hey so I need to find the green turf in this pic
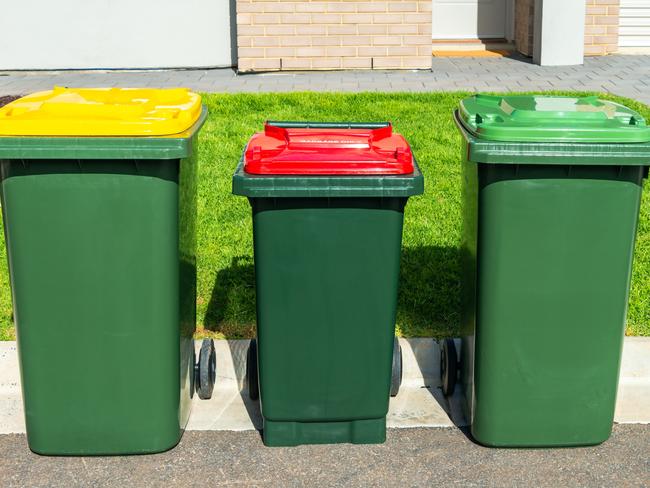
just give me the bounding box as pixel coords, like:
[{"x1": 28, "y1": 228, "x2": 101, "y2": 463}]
[{"x1": 0, "y1": 92, "x2": 648, "y2": 340}]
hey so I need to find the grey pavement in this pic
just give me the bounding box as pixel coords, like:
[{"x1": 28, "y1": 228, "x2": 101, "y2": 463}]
[
  {"x1": 0, "y1": 54, "x2": 648, "y2": 105},
  {"x1": 1, "y1": 425, "x2": 649, "y2": 487}
]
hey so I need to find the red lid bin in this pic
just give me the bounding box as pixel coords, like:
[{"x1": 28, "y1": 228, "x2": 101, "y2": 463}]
[
  {"x1": 232, "y1": 120, "x2": 423, "y2": 447},
  {"x1": 244, "y1": 122, "x2": 414, "y2": 175}
]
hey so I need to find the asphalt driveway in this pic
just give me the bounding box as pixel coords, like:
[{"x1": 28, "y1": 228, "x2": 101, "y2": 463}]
[{"x1": 1, "y1": 425, "x2": 649, "y2": 487}]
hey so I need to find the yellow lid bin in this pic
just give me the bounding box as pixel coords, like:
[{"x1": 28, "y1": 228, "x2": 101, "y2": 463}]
[
  {"x1": 0, "y1": 87, "x2": 202, "y2": 136},
  {"x1": 0, "y1": 88, "x2": 208, "y2": 455}
]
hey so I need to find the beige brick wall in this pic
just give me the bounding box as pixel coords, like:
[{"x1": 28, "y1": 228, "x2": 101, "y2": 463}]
[
  {"x1": 585, "y1": 0, "x2": 620, "y2": 56},
  {"x1": 236, "y1": 1, "x2": 432, "y2": 72}
]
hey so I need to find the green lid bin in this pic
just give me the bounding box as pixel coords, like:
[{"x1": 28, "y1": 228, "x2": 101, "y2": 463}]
[
  {"x1": 0, "y1": 88, "x2": 211, "y2": 455},
  {"x1": 233, "y1": 121, "x2": 423, "y2": 446},
  {"x1": 452, "y1": 95, "x2": 650, "y2": 447}
]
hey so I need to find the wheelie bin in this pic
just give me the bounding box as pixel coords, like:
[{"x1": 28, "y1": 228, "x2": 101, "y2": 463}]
[
  {"x1": 233, "y1": 121, "x2": 423, "y2": 446},
  {"x1": 446, "y1": 94, "x2": 650, "y2": 447},
  {"x1": 0, "y1": 87, "x2": 215, "y2": 455}
]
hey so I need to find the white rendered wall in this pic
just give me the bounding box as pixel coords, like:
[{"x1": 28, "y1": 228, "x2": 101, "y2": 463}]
[
  {"x1": 0, "y1": 0, "x2": 235, "y2": 70},
  {"x1": 533, "y1": 0, "x2": 586, "y2": 66}
]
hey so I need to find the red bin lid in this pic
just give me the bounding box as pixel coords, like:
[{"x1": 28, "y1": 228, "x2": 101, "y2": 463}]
[{"x1": 243, "y1": 122, "x2": 414, "y2": 175}]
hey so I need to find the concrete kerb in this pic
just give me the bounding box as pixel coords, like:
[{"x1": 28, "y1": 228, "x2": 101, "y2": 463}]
[
  {"x1": 1, "y1": 337, "x2": 649, "y2": 435},
  {"x1": 615, "y1": 337, "x2": 650, "y2": 423}
]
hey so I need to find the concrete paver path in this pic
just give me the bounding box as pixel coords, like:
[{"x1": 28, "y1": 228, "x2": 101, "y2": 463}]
[{"x1": 0, "y1": 55, "x2": 648, "y2": 105}]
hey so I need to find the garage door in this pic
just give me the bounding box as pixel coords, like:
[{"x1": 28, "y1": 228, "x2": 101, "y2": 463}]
[{"x1": 620, "y1": 0, "x2": 650, "y2": 47}]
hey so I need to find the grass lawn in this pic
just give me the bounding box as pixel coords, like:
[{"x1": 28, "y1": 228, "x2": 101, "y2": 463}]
[{"x1": 0, "y1": 92, "x2": 648, "y2": 340}]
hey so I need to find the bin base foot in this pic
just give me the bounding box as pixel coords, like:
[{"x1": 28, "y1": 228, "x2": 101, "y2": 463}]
[
  {"x1": 26, "y1": 431, "x2": 182, "y2": 456},
  {"x1": 262, "y1": 417, "x2": 386, "y2": 447},
  {"x1": 470, "y1": 427, "x2": 612, "y2": 448}
]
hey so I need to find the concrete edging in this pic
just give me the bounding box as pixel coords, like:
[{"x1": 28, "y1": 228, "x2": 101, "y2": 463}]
[{"x1": 1, "y1": 337, "x2": 648, "y2": 434}]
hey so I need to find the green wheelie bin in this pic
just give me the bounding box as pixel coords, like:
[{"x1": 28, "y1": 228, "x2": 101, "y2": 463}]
[
  {"x1": 0, "y1": 88, "x2": 215, "y2": 455},
  {"x1": 233, "y1": 121, "x2": 423, "y2": 446},
  {"x1": 445, "y1": 94, "x2": 650, "y2": 447}
]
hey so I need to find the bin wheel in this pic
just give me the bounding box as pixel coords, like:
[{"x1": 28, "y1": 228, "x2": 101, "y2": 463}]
[
  {"x1": 247, "y1": 339, "x2": 259, "y2": 401},
  {"x1": 390, "y1": 337, "x2": 403, "y2": 397},
  {"x1": 441, "y1": 338, "x2": 457, "y2": 397},
  {"x1": 195, "y1": 339, "x2": 216, "y2": 400}
]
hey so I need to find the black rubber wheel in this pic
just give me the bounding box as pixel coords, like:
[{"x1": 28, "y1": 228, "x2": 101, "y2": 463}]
[
  {"x1": 441, "y1": 338, "x2": 458, "y2": 397},
  {"x1": 247, "y1": 339, "x2": 259, "y2": 401},
  {"x1": 390, "y1": 337, "x2": 402, "y2": 397},
  {"x1": 195, "y1": 339, "x2": 216, "y2": 400}
]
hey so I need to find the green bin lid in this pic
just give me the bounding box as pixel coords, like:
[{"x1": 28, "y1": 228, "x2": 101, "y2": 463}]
[{"x1": 458, "y1": 95, "x2": 650, "y2": 143}]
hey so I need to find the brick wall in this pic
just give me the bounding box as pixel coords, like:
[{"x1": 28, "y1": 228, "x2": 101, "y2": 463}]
[
  {"x1": 514, "y1": 0, "x2": 534, "y2": 57},
  {"x1": 236, "y1": 1, "x2": 432, "y2": 72},
  {"x1": 585, "y1": 0, "x2": 620, "y2": 56}
]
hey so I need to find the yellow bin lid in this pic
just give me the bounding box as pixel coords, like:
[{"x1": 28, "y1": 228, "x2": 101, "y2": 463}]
[{"x1": 0, "y1": 87, "x2": 202, "y2": 136}]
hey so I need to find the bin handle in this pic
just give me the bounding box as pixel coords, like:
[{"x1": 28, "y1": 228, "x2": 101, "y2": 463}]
[
  {"x1": 265, "y1": 120, "x2": 391, "y2": 129},
  {"x1": 264, "y1": 121, "x2": 394, "y2": 149}
]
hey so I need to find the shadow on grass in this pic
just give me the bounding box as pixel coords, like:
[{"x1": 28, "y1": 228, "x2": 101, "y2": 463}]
[
  {"x1": 204, "y1": 255, "x2": 256, "y2": 338},
  {"x1": 397, "y1": 245, "x2": 461, "y2": 338},
  {"x1": 204, "y1": 245, "x2": 461, "y2": 340}
]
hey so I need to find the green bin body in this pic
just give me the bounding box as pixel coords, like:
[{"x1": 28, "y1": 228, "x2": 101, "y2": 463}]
[
  {"x1": 0, "y1": 109, "x2": 205, "y2": 455},
  {"x1": 455, "y1": 95, "x2": 650, "y2": 447},
  {"x1": 233, "y1": 121, "x2": 423, "y2": 446}
]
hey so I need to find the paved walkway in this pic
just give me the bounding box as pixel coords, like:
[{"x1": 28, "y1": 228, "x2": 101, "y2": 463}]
[
  {"x1": 0, "y1": 54, "x2": 648, "y2": 104},
  {"x1": 2, "y1": 426, "x2": 649, "y2": 487}
]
